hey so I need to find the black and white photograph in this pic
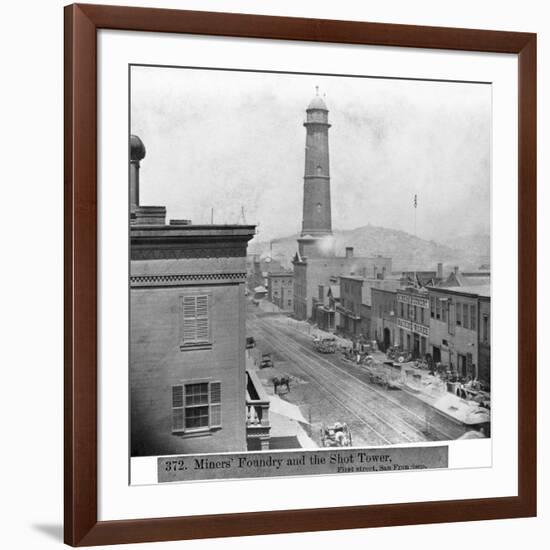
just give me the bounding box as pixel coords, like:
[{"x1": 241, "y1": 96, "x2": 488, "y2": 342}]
[
  {"x1": 2, "y1": 0, "x2": 545, "y2": 547},
  {"x1": 129, "y1": 65, "x2": 491, "y2": 481}
]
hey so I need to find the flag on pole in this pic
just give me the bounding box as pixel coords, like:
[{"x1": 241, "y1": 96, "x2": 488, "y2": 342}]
[{"x1": 414, "y1": 194, "x2": 417, "y2": 208}]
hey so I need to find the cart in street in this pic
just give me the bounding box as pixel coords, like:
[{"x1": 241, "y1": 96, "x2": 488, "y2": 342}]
[
  {"x1": 259, "y1": 352, "x2": 274, "y2": 369},
  {"x1": 320, "y1": 422, "x2": 353, "y2": 447},
  {"x1": 313, "y1": 336, "x2": 337, "y2": 354}
]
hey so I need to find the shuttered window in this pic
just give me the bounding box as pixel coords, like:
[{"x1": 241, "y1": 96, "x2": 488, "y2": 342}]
[
  {"x1": 482, "y1": 315, "x2": 489, "y2": 343},
  {"x1": 172, "y1": 385, "x2": 185, "y2": 432},
  {"x1": 448, "y1": 304, "x2": 456, "y2": 335},
  {"x1": 181, "y1": 294, "x2": 210, "y2": 346},
  {"x1": 172, "y1": 381, "x2": 222, "y2": 433},
  {"x1": 210, "y1": 382, "x2": 222, "y2": 428},
  {"x1": 185, "y1": 382, "x2": 209, "y2": 429}
]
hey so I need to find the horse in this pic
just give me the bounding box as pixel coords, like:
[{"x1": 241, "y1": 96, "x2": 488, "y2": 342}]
[{"x1": 272, "y1": 375, "x2": 291, "y2": 394}]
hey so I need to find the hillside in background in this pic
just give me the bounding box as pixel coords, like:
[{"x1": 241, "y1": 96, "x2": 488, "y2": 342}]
[
  {"x1": 249, "y1": 225, "x2": 490, "y2": 273},
  {"x1": 439, "y1": 233, "x2": 491, "y2": 260}
]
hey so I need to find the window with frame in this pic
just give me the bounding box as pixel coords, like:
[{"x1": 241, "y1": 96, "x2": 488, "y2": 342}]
[
  {"x1": 482, "y1": 314, "x2": 489, "y2": 343},
  {"x1": 470, "y1": 304, "x2": 477, "y2": 331},
  {"x1": 181, "y1": 294, "x2": 210, "y2": 348},
  {"x1": 456, "y1": 301, "x2": 462, "y2": 326},
  {"x1": 442, "y1": 302, "x2": 447, "y2": 323},
  {"x1": 172, "y1": 381, "x2": 221, "y2": 433},
  {"x1": 430, "y1": 296, "x2": 435, "y2": 318},
  {"x1": 463, "y1": 303, "x2": 469, "y2": 329},
  {"x1": 436, "y1": 298, "x2": 441, "y2": 320}
]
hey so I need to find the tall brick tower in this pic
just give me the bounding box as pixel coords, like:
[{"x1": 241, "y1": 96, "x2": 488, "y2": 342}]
[{"x1": 298, "y1": 87, "x2": 335, "y2": 257}]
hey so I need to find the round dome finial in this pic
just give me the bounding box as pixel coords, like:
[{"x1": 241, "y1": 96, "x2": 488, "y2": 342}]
[
  {"x1": 307, "y1": 87, "x2": 328, "y2": 111},
  {"x1": 130, "y1": 134, "x2": 146, "y2": 162}
]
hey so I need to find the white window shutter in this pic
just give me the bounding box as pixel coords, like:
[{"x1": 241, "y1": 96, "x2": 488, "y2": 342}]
[
  {"x1": 182, "y1": 296, "x2": 197, "y2": 342},
  {"x1": 182, "y1": 294, "x2": 209, "y2": 344},
  {"x1": 172, "y1": 385, "x2": 184, "y2": 432},
  {"x1": 196, "y1": 295, "x2": 209, "y2": 342},
  {"x1": 210, "y1": 381, "x2": 222, "y2": 428}
]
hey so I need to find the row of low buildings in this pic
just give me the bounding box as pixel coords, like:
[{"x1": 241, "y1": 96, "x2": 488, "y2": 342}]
[
  {"x1": 311, "y1": 266, "x2": 491, "y2": 388},
  {"x1": 246, "y1": 254, "x2": 295, "y2": 312}
]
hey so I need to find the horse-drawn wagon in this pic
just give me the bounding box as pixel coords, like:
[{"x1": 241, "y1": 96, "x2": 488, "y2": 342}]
[
  {"x1": 259, "y1": 353, "x2": 273, "y2": 369},
  {"x1": 313, "y1": 335, "x2": 337, "y2": 354},
  {"x1": 320, "y1": 422, "x2": 352, "y2": 447}
]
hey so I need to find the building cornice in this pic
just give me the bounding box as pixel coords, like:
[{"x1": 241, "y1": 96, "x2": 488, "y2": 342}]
[
  {"x1": 131, "y1": 246, "x2": 246, "y2": 260},
  {"x1": 130, "y1": 271, "x2": 247, "y2": 288},
  {"x1": 131, "y1": 225, "x2": 256, "y2": 260}
]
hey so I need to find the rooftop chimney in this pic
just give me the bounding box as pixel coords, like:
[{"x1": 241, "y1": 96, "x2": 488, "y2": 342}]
[
  {"x1": 345, "y1": 247, "x2": 354, "y2": 259},
  {"x1": 129, "y1": 135, "x2": 167, "y2": 226},
  {"x1": 133, "y1": 206, "x2": 167, "y2": 225},
  {"x1": 130, "y1": 135, "x2": 146, "y2": 212},
  {"x1": 437, "y1": 263, "x2": 443, "y2": 279}
]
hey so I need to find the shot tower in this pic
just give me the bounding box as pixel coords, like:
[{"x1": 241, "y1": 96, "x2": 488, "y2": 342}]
[{"x1": 297, "y1": 87, "x2": 335, "y2": 258}]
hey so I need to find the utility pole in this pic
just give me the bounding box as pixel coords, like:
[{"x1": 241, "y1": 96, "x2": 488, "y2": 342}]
[
  {"x1": 414, "y1": 194, "x2": 417, "y2": 240},
  {"x1": 238, "y1": 205, "x2": 247, "y2": 225},
  {"x1": 413, "y1": 193, "x2": 418, "y2": 287},
  {"x1": 211, "y1": 207, "x2": 214, "y2": 224}
]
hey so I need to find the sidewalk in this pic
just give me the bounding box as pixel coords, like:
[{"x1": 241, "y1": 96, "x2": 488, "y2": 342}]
[
  {"x1": 246, "y1": 347, "x2": 318, "y2": 449},
  {"x1": 279, "y1": 316, "x2": 354, "y2": 349}
]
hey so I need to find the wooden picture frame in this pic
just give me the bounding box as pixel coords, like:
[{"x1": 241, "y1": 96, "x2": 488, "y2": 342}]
[{"x1": 64, "y1": 3, "x2": 537, "y2": 546}]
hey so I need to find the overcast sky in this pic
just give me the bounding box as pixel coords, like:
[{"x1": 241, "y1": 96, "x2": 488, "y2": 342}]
[{"x1": 131, "y1": 65, "x2": 491, "y2": 243}]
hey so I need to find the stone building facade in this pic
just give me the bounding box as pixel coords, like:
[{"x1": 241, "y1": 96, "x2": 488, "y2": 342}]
[
  {"x1": 268, "y1": 271, "x2": 294, "y2": 311},
  {"x1": 339, "y1": 276, "x2": 365, "y2": 337},
  {"x1": 370, "y1": 288, "x2": 399, "y2": 350},
  {"x1": 293, "y1": 251, "x2": 392, "y2": 321},
  {"x1": 395, "y1": 288, "x2": 431, "y2": 357},
  {"x1": 248, "y1": 255, "x2": 284, "y2": 291},
  {"x1": 427, "y1": 285, "x2": 490, "y2": 385},
  {"x1": 478, "y1": 294, "x2": 491, "y2": 386},
  {"x1": 311, "y1": 281, "x2": 340, "y2": 332},
  {"x1": 336, "y1": 274, "x2": 402, "y2": 345},
  {"x1": 358, "y1": 278, "x2": 402, "y2": 345}
]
